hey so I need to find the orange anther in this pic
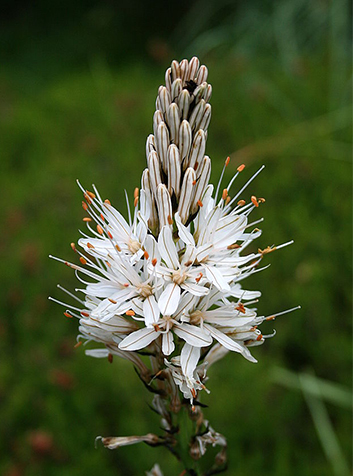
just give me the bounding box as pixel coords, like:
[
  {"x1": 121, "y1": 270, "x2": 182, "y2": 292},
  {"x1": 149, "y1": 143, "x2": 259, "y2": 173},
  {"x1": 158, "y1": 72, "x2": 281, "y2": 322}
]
[
  {"x1": 134, "y1": 197, "x2": 139, "y2": 207},
  {"x1": 225, "y1": 156, "x2": 230, "y2": 166},
  {"x1": 82, "y1": 201, "x2": 88, "y2": 211},
  {"x1": 227, "y1": 243, "x2": 241, "y2": 250},
  {"x1": 197, "y1": 200, "x2": 203, "y2": 207},
  {"x1": 222, "y1": 188, "x2": 228, "y2": 200},
  {"x1": 237, "y1": 164, "x2": 245, "y2": 172},
  {"x1": 87, "y1": 242, "x2": 94, "y2": 249},
  {"x1": 115, "y1": 244, "x2": 121, "y2": 252},
  {"x1": 107, "y1": 231, "x2": 113, "y2": 239},
  {"x1": 123, "y1": 283, "x2": 129, "y2": 287},
  {"x1": 266, "y1": 316, "x2": 276, "y2": 321},
  {"x1": 106, "y1": 261, "x2": 111, "y2": 267},
  {"x1": 192, "y1": 180, "x2": 196, "y2": 186},
  {"x1": 251, "y1": 196, "x2": 259, "y2": 207},
  {"x1": 144, "y1": 250, "x2": 149, "y2": 259},
  {"x1": 236, "y1": 303, "x2": 246, "y2": 314},
  {"x1": 194, "y1": 161, "x2": 199, "y2": 170},
  {"x1": 126, "y1": 310, "x2": 135, "y2": 316},
  {"x1": 80, "y1": 311, "x2": 89, "y2": 317},
  {"x1": 258, "y1": 197, "x2": 266, "y2": 203},
  {"x1": 134, "y1": 187, "x2": 139, "y2": 199},
  {"x1": 191, "y1": 388, "x2": 197, "y2": 398},
  {"x1": 225, "y1": 196, "x2": 231, "y2": 205},
  {"x1": 152, "y1": 258, "x2": 157, "y2": 266},
  {"x1": 84, "y1": 194, "x2": 92, "y2": 204},
  {"x1": 108, "y1": 353, "x2": 113, "y2": 363},
  {"x1": 74, "y1": 341, "x2": 83, "y2": 348},
  {"x1": 86, "y1": 191, "x2": 96, "y2": 199},
  {"x1": 256, "y1": 334, "x2": 263, "y2": 341},
  {"x1": 167, "y1": 215, "x2": 173, "y2": 225},
  {"x1": 83, "y1": 217, "x2": 92, "y2": 222},
  {"x1": 70, "y1": 242, "x2": 77, "y2": 252},
  {"x1": 100, "y1": 213, "x2": 105, "y2": 221},
  {"x1": 237, "y1": 199, "x2": 246, "y2": 206},
  {"x1": 64, "y1": 312, "x2": 73, "y2": 318},
  {"x1": 104, "y1": 199, "x2": 111, "y2": 205},
  {"x1": 97, "y1": 225, "x2": 104, "y2": 235},
  {"x1": 108, "y1": 298, "x2": 117, "y2": 304},
  {"x1": 79, "y1": 257, "x2": 87, "y2": 265},
  {"x1": 195, "y1": 272, "x2": 203, "y2": 283}
]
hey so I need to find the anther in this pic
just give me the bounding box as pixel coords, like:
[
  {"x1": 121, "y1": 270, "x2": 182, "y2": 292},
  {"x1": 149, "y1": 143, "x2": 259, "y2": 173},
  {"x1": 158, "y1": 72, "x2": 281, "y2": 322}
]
[
  {"x1": 258, "y1": 197, "x2": 266, "y2": 203},
  {"x1": 237, "y1": 199, "x2": 246, "y2": 206},
  {"x1": 258, "y1": 245, "x2": 276, "y2": 255},
  {"x1": 144, "y1": 250, "x2": 149, "y2": 259},
  {"x1": 87, "y1": 242, "x2": 94, "y2": 249},
  {"x1": 104, "y1": 199, "x2": 111, "y2": 205},
  {"x1": 123, "y1": 283, "x2": 129, "y2": 287},
  {"x1": 237, "y1": 164, "x2": 245, "y2": 172},
  {"x1": 82, "y1": 201, "x2": 88, "y2": 211},
  {"x1": 167, "y1": 215, "x2": 173, "y2": 225},
  {"x1": 86, "y1": 191, "x2": 96, "y2": 199},
  {"x1": 192, "y1": 180, "x2": 196, "y2": 186},
  {"x1": 83, "y1": 217, "x2": 92, "y2": 222},
  {"x1": 152, "y1": 258, "x2": 157, "y2": 266},
  {"x1": 108, "y1": 299, "x2": 117, "y2": 304},
  {"x1": 197, "y1": 200, "x2": 203, "y2": 207},
  {"x1": 74, "y1": 341, "x2": 83, "y2": 348},
  {"x1": 236, "y1": 303, "x2": 246, "y2": 314},
  {"x1": 97, "y1": 225, "x2": 104, "y2": 235},
  {"x1": 84, "y1": 194, "x2": 91, "y2": 204},
  {"x1": 225, "y1": 196, "x2": 231, "y2": 205},
  {"x1": 100, "y1": 213, "x2": 105, "y2": 221},
  {"x1": 80, "y1": 311, "x2": 89, "y2": 317},
  {"x1": 184, "y1": 260, "x2": 193, "y2": 267},
  {"x1": 108, "y1": 353, "x2": 113, "y2": 363},
  {"x1": 64, "y1": 312, "x2": 73, "y2": 318},
  {"x1": 134, "y1": 196, "x2": 139, "y2": 207},
  {"x1": 70, "y1": 243, "x2": 77, "y2": 252},
  {"x1": 126, "y1": 310, "x2": 135, "y2": 316},
  {"x1": 251, "y1": 196, "x2": 259, "y2": 207},
  {"x1": 107, "y1": 231, "x2": 113, "y2": 240},
  {"x1": 256, "y1": 334, "x2": 263, "y2": 341},
  {"x1": 134, "y1": 187, "x2": 139, "y2": 199},
  {"x1": 222, "y1": 189, "x2": 228, "y2": 200},
  {"x1": 79, "y1": 257, "x2": 87, "y2": 265},
  {"x1": 225, "y1": 156, "x2": 230, "y2": 166},
  {"x1": 227, "y1": 243, "x2": 241, "y2": 249},
  {"x1": 115, "y1": 244, "x2": 121, "y2": 252},
  {"x1": 195, "y1": 272, "x2": 203, "y2": 283}
]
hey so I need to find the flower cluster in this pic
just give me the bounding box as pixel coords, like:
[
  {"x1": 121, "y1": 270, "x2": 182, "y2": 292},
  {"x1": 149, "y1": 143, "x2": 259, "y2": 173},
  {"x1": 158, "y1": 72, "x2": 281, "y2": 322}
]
[{"x1": 50, "y1": 57, "x2": 298, "y2": 409}]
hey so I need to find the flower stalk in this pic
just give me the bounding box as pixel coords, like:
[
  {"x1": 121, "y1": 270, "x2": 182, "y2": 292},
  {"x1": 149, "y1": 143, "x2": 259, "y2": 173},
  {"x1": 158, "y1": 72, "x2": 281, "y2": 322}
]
[{"x1": 50, "y1": 57, "x2": 299, "y2": 475}]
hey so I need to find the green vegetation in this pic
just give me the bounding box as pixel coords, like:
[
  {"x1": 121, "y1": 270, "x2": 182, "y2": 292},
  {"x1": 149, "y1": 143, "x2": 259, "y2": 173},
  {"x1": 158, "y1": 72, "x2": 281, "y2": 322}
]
[{"x1": 0, "y1": 1, "x2": 351, "y2": 475}]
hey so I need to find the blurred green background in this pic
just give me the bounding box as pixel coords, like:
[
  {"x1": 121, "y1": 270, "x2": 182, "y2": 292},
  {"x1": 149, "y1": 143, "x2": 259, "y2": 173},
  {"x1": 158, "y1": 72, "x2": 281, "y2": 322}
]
[{"x1": 0, "y1": 1, "x2": 351, "y2": 475}]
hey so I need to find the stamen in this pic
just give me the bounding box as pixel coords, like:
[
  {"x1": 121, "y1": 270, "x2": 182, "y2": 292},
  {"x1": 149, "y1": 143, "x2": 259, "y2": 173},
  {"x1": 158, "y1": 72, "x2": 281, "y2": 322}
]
[
  {"x1": 251, "y1": 196, "x2": 259, "y2": 207},
  {"x1": 97, "y1": 225, "x2": 104, "y2": 235},
  {"x1": 82, "y1": 201, "x2": 88, "y2": 211},
  {"x1": 197, "y1": 200, "x2": 203, "y2": 207},
  {"x1": 265, "y1": 305, "x2": 301, "y2": 320},
  {"x1": 64, "y1": 312, "x2": 73, "y2": 318},
  {"x1": 86, "y1": 191, "x2": 96, "y2": 200},
  {"x1": 104, "y1": 199, "x2": 111, "y2": 205},
  {"x1": 74, "y1": 341, "x2": 83, "y2": 348},
  {"x1": 237, "y1": 164, "x2": 245, "y2": 172},
  {"x1": 134, "y1": 187, "x2": 139, "y2": 199},
  {"x1": 108, "y1": 353, "x2": 113, "y2": 363},
  {"x1": 83, "y1": 217, "x2": 92, "y2": 222},
  {"x1": 79, "y1": 257, "x2": 87, "y2": 265},
  {"x1": 152, "y1": 258, "x2": 157, "y2": 266},
  {"x1": 87, "y1": 243, "x2": 94, "y2": 249},
  {"x1": 70, "y1": 243, "x2": 77, "y2": 252},
  {"x1": 237, "y1": 199, "x2": 246, "y2": 206},
  {"x1": 225, "y1": 165, "x2": 265, "y2": 211},
  {"x1": 108, "y1": 299, "x2": 117, "y2": 304},
  {"x1": 214, "y1": 156, "x2": 230, "y2": 203},
  {"x1": 222, "y1": 189, "x2": 228, "y2": 200},
  {"x1": 144, "y1": 250, "x2": 149, "y2": 259}
]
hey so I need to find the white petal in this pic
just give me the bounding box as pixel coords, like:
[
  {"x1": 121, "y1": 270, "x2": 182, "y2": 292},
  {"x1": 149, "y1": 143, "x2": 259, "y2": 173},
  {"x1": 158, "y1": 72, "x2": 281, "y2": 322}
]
[
  {"x1": 203, "y1": 323, "x2": 257, "y2": 362},
  {"x1": 162, "y1": 332, "x2": 175, "y2": 356},
  {"x1": 118, "y1": 327, "x2": 160, "y2": 351},
  {"x1": 174, "y1": 323, "x2": 212, "y2": 347},
  {"x1": 181, "y1": 344, "x2": 200, "y2": 377},
  {"x1": 85, "y1": 348, "x2": 109, "y2": 358},
  {"x1": 143, "y1": 296, "x2": 160, "y2": 327},
  {"x1": 175, "y1": 213, "x2": 195, "y2": 246},
  {"x1": 203, "y1": 264, "x2": 230, "y2": 291},
  {"x1": 158, "y1": 226, "x2": 179, "y2": 270},
  {"x1": 158, "y1": 283, "x2": 181, "y2": 315},
  {"x1": 181, "y1": 281, "x2": 209, "y2": 296}
]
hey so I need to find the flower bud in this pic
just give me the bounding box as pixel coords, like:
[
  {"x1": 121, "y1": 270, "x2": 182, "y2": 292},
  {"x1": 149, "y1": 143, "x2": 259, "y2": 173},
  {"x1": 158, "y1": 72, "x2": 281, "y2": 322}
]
[
  {"x1": 155, "y1": 122, "x2": 169, "y2": 172},
  {"x1": 188, "y1": 129, "x2": 206, "y2": 170},
  {"x1": 156, "y1": 184, "x2": 173, "y2": 229},
  {"x1": 167, "y1": 145, "x2": 181, "y2": 199},
  {"x1": 167, "y1": 103, "x2": 180, "y2": 145},
  {"x1": 179, "y1": 120, "x2": 192, "y2": 167},
  {"x1": 178, "y1": 167, "x2": 196, "y2": 223}
]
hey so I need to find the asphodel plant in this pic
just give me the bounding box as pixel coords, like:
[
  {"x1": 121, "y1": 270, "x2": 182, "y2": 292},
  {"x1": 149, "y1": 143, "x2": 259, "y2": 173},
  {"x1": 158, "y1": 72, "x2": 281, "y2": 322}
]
[{"x1": 50, "y1": 57, "x2": 299, "y2": 476}]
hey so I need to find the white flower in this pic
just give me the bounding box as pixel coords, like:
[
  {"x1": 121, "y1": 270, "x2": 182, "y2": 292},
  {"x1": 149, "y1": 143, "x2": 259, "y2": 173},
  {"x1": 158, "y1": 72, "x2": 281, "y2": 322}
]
[{"x1": 50, "y1": 56, "x2": 299, "y2": 408}]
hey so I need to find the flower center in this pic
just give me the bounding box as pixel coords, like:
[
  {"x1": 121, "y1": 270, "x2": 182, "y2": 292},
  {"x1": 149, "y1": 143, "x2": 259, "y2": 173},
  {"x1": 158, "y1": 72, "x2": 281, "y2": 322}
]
[
  {"x1": 128, "y1": 239, "x2": 141, "y2": 254},
  {"x1": 189, "y1": 310, "x2": 203, "y2": 325},
  {"x1": 172, "y1": 269, "x2": 187, "y2": 285},
  {"x1": 137, "y1": 283, "x2": 153, "y2": 298}
]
